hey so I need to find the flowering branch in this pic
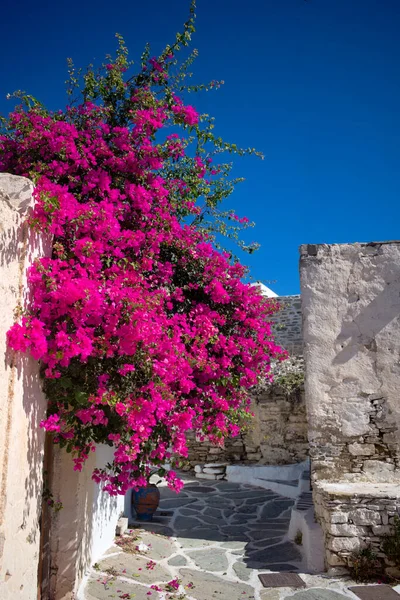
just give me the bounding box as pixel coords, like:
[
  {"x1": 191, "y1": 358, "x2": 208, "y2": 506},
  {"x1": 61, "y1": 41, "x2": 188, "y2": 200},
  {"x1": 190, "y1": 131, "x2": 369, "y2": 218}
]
[{"x1": 1, "y1": 2, "x2": 285, "y2": 495}]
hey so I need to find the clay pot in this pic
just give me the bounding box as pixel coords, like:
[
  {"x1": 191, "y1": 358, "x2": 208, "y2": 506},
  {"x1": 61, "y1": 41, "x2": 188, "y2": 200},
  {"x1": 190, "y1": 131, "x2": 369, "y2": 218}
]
[{"x1": 132, "y1": 484, "x2": 160, "y2": 521}]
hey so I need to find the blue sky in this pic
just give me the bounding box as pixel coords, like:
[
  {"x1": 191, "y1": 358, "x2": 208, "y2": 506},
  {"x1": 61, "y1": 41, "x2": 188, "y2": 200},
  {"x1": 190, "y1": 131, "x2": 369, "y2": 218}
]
[{"x1": 1, "y1": 0, "x2": 399, "y2": 295}]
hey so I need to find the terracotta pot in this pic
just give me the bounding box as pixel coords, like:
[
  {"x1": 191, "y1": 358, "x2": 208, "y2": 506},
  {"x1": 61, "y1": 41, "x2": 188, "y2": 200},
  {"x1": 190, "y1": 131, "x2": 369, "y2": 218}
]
[{"x1": 132, "y1": 484, "x2": 160, "y2": 521}]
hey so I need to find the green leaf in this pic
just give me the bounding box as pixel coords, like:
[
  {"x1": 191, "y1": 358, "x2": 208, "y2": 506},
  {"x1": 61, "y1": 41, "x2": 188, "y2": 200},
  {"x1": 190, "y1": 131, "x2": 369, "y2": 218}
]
[{"x1": 74, "y1": 390, "x2": 88, "y2": 405}]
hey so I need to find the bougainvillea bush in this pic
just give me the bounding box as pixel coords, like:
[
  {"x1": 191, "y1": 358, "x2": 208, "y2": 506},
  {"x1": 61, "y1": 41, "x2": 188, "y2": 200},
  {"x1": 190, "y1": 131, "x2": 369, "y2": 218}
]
[{"x1": 1, "y1": 2, "x2": 285, "y2": 495}]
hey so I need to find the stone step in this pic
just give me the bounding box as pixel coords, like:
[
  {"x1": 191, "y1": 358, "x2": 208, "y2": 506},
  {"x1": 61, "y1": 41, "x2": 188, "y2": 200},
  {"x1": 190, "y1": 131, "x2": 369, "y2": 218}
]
[
  {"x1": 203, "y1": 467, "x2": 225, "y2": 475},
  {"x1": 258, "y1": 478, "x2": 299, "y2": 487},
  {"x1": 196, "y1": 472, "x2": 225, "y2": 480}
]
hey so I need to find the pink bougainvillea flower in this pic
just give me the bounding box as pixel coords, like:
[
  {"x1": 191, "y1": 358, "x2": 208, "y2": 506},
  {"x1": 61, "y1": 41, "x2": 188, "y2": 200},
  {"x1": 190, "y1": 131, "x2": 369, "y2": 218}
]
[{"x1": 2, "y1": 37, "x2": 285, "y2": 496}]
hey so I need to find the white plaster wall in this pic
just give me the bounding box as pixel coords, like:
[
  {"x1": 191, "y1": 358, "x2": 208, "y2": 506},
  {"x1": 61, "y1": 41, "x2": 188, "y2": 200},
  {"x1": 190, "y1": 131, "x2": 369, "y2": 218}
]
[
  {"x1": 0, "y1": 174, "x2": 51, "y2": 600},
  {"x1": 91, "y1": 445, "x2": 124, "y2": 562},
  {"x1": 50, "y1": 445, "x2": 124, "y2": 600},
  {"x1": 288, "y1": 506, "x2": 325, "y2": 573},
  {"x1": 300, "y1": 242, "x2": 400, "y2": 482},
  {"x1": 0, "y1": 175, "x2": 125, "y2": 599}
]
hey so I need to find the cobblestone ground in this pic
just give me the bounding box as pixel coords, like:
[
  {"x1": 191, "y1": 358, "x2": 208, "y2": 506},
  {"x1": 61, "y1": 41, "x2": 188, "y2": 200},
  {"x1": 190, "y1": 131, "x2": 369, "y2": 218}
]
[{"x1": 83, "y1": 477, "x2": 400, "y2": 600}]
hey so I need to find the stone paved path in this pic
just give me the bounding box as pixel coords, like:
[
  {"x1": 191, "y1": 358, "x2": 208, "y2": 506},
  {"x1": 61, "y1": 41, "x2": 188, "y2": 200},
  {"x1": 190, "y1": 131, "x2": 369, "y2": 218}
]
[{"x1": 83, "y1": 477, "x2": 398, "y2": 600}]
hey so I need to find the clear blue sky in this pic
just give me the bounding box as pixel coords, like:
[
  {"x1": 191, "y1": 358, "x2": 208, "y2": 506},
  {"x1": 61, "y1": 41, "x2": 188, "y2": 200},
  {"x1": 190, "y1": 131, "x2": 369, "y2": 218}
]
[{"x1": 1, "y1": 0, "x2": 399, "y2": 295}]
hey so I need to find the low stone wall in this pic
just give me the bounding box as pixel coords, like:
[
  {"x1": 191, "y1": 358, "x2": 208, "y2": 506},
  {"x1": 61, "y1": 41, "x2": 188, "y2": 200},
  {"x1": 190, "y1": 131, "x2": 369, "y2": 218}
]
[
  {"x1": 186, "y1": 430, "x2": 249, "y2": 466},
  {"x1": 314, "y1": 482, "x2": 400, "y2": 575},
  {"x1": 186, "y1": 383, "x2": 308, "y2": 467}
]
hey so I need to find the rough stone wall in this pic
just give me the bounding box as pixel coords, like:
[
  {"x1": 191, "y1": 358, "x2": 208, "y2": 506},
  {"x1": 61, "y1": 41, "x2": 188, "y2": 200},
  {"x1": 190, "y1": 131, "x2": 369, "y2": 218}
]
[
  {"x1": 300, "y1": 241, "x2": 400, "y2": 572},
  {"x1": 186, "y1": 293, "x2": 307, "y2": 467},
  {"x1": 314, "y1": 483, "x2": 400, "y2": 575},
  {"x1": 0, "y1": 174, "x2": 51, "y2": 600},
  {"x1": 252, "y1": 384, "x2": 308, "y2": 465},
  {"x1": 300, "y1": 242, "x2": 400, "y2": 483},
  {"x1": 186, "y1": 384, "x2": 308, "y2": 467},
  {"x1": 272, "y1": 295, "x2": 303, "y2": 356},
  {"x1": 186, "y1": 430, "x2": 250, "y2": 466}
]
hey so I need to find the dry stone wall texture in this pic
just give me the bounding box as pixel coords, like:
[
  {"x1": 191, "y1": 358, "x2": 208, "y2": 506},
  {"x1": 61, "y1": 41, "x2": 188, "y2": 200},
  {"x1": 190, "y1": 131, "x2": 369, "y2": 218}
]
[
  {"x1": 186, "y1": 294, "x2": 307, "y2": 467},
  {"x1": 314, "y1": 483, "x2": 400, "y2": 575},
  {"x1": 186, "y1": 384, "x2": 308, "y2": 467},
  {"x1": 251, "y1": 384, "x2": 308, "y2": 465},
  {"x1": 272, "y1": 294, "x2": 303, "y2": 356}
]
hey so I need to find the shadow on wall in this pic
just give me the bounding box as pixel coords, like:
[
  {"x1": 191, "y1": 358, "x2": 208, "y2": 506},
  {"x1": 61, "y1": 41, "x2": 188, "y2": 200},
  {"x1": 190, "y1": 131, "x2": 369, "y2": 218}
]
[
  {"x1": 20, "y1": 353, "x2": 48, "y2": 560},
  {"x1": 0, "y1": 174, "x2": 123, "y2": 599},
  {"x1": 18, "y1": 200, "x2": 52, "y2": 596},
  {"x1": 92, "y1": 446, "x2": 125, "y2": 561},
  {"x1": 1, "y1": 175, "x2": 51, "y2": 554},
  {"x1": 334, "y1": 282, "x2": 400, "y2": 365},
  {"x1": 0, "y1": 174, "x2": 50, "y2": 600},
  {"x1": 0, "y1": 177, "x2": 34, "y2": 268}
]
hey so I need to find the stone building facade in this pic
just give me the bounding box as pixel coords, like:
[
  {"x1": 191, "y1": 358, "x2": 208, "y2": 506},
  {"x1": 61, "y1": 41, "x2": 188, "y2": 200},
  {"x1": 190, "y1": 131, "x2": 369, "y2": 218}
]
[{"x1": 300, "y1": 242, "x2": 400, "y2": 574}]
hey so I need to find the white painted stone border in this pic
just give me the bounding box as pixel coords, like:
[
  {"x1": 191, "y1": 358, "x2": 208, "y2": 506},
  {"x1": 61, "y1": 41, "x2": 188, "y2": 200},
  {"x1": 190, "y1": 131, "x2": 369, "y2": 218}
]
[{"x1": 226, "y1": 460, "x2": 310, "y2": 499}]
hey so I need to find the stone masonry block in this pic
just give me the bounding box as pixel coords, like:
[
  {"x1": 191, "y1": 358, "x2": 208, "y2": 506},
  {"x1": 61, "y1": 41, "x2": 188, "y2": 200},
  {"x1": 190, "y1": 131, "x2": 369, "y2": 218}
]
[
  {"x1": 372, "y1": 525, "x2": 392, "y2": 535},
  {"x1": 328, "y1": 511, "x2": 348, "y2": 524},
  {"x1": 327, "y1": 523, "x2": 369, "y2": 537},
  {"x1": 326, "y1": 550, "x2": 347, "y2": 567},
  {"x1": 328, "y1": 537, "x2": 362, "y2": 552},
  {"x1": 348, "y1": 509, "x2": 382, "y2": 526},
  {"x1": 348, "y1": 443, "x2": 375, "y2": 456}
]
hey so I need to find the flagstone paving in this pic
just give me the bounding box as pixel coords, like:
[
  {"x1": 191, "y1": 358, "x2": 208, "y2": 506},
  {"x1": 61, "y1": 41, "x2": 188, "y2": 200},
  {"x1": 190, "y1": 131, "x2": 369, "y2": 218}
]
[{"x1": 83, "y1": 476, "x2": 399, "y2": 600}]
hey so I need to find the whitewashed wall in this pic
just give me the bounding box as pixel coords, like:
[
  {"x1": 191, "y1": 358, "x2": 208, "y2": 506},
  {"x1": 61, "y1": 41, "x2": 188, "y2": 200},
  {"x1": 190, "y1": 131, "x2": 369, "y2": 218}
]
[
  {"x1": 91, "y1": 445, "x2": 125, "y2": 561},
  {"x1": 0, "y1": 175, "x2": 124, "y2": 599},
  {"x1": 49, "y1": 445, "x2": 124, "y2": 600},
  {"x1": 300, "y1": 241, "x2": 400, "y2": 573},
  {"x1": 300, "y1": 242, "x2": 400, "y2": 483},
  {"x1": 0, "y1": 174, "x2": 51, "y2": 600}
]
